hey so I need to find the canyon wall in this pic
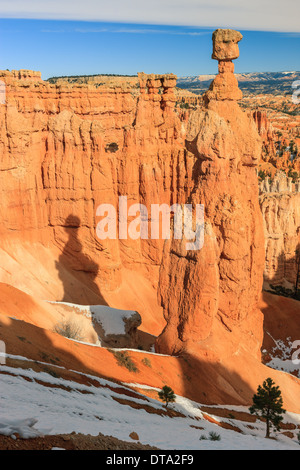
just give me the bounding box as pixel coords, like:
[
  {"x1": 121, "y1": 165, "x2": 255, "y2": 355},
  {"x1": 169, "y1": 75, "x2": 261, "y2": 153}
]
[
  {"x1": 0, "y1": 69, "x2": 190, "y2": 333},
  {"x1": 253, "y1": 109, "x2": 300, "y2": 176},
  {"x1": 254, "y1": 110, "x2": 300, "y2": 294},
  {"x1": 259, "y1": 172, "x2": 300, "y2": 291}
]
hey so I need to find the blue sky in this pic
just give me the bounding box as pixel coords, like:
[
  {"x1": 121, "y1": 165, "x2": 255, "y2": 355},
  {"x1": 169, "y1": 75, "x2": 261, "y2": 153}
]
[
  {"x1": 0, "y1": 0, "x2": 300, "y2": 79},
  {"x1": 1, "y1": 19, "x2": 300, "y2": 79}
]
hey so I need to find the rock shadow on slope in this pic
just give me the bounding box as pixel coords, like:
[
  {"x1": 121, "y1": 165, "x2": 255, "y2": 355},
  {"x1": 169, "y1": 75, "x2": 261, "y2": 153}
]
[{"x1": 55, "y1": 214, "x2": 108, "y2": 306}]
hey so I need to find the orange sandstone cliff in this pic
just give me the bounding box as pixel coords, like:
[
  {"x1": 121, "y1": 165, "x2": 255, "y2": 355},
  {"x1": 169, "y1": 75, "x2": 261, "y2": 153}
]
[
  {"x1": 0, "y1": 30, "x2": 300, "y2": 413},
  {"x1": 259, "y1": 172, "x2": 300, "y2": 291},
  {"x1": 0, "y1": 69, "x2": 187, "y2": 334}
]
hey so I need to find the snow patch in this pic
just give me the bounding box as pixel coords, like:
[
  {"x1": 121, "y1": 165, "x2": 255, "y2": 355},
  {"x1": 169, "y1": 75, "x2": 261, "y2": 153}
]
[
  {"x1": 264, "y1": 334, "x2": 300, "y2": 378},
  {"x1": 48, "y1": 301, "x2": 138, "y2": 336},
  {"x1": 0, "y1": 418, "x2": 44, "y2": 439}
]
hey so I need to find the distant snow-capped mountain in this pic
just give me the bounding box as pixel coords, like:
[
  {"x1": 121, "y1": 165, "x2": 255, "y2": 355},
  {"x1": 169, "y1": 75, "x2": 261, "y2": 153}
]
[{"x1": 177, "y1": 71, "x2": 300, "y2": 96}]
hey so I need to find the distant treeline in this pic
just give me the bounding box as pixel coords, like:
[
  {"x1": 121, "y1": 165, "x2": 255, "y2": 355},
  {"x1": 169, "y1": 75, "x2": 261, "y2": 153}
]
[{"x1": 47, "y1": 73, "x2": 138, "y2": 82}]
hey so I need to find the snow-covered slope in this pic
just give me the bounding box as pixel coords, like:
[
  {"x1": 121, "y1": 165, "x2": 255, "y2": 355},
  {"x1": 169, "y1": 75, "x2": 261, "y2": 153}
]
[{"x1": 1, "y1": 354, "x2": 299, "y2": 450}]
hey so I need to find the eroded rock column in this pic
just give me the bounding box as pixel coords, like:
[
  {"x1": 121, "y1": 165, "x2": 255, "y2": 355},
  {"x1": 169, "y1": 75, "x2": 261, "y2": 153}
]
[{"x1": 156, "y1": 29, "x2": 265, "y2": 360}]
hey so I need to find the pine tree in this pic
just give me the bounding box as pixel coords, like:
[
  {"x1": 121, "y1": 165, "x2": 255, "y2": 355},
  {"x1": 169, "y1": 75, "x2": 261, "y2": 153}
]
[
  {"x1": 158, "y1": 385, "x2": 176, "y2": 408},
  {"x1": 249, "y1": 378, "x2": 286, "y2": 438}
]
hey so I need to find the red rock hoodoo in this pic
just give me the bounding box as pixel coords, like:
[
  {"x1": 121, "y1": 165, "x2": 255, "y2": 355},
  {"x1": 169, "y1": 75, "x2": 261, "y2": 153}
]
[{"x1": 156, "y1": 29, "x2": 265, "y2": 360}]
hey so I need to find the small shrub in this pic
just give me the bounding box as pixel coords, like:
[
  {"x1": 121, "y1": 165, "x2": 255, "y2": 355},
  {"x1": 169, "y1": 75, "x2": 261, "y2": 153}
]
[
  {"x1": 112, "y1": 350, "x2": 139, "y2": 373},
  {"x1": 141, "y1": 357, "x2": 152, "y2": 368},
  {"x1": 180, "y1": 102, "x2": 190, "y2": 109},
  {"x1": 183, "y1": 373, "x2": 192, "y2": 382},
  {"x1": 43, "y1": 367, "x2": 60, "y2": 379},
  {"x1": 39, "y1": 352, "x2": 50, "y2": 362},
  {"x1": 105, "y1": 142, "x2": 119, "y2": 153},
  {"x1": 199, "y1": 431, "x2": 221, "y2": 441},
  {"x1": 53, "y1": 319, "x2": 83, "y2": 341},
  {"x1": 17, "y1": 336, "x2": 27, "y2": 342},
  {"x1": 39, "y1": 351, "x2": 59, "y2": 365}
]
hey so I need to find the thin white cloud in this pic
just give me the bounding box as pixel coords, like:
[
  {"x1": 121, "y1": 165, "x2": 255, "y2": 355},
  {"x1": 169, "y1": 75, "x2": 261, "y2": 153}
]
[
  {"x1": 0, "y1": 0, "x2": 299, "y2": 32},
  {"x1": 42, "y1": 26, "x2": 212, "y2": 36},
  {"x1": 87, "y1": 28, "x2": 211, "y2": 36},
  {"x1": 285, "y1": 33, "x2": 300, "y2": 38}
]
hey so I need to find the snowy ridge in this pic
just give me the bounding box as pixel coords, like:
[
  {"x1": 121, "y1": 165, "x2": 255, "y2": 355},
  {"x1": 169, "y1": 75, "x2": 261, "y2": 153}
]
[{"x1": 1, "y1": 355, "x2": 300, "y2": 449}]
